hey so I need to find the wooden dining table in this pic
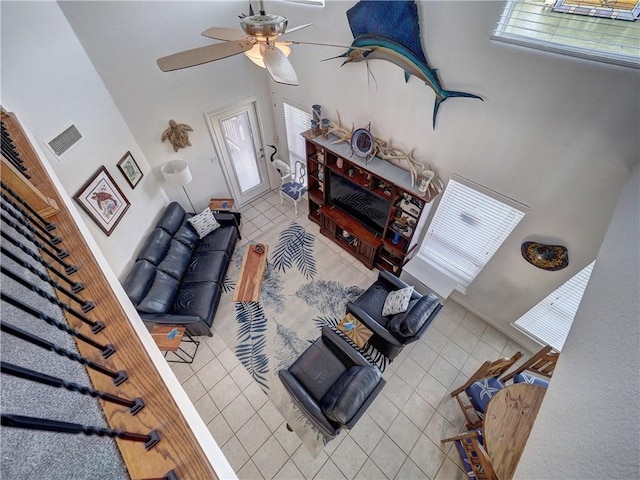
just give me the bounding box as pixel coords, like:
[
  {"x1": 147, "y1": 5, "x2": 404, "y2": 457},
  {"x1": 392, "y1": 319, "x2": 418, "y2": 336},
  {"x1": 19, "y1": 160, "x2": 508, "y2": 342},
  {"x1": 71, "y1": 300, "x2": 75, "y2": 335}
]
[{"x1": 483, "y1": 383, "x2": 547, "y2": 480}]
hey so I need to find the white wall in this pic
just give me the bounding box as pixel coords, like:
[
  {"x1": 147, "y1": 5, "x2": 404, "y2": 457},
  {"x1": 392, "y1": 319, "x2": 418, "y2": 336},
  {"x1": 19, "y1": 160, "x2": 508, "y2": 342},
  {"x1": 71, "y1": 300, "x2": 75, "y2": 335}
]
[
  {"x1": 58, "y1": 0, "x2": 279, "y2": 212},
  {"x1": 0, "y1": 1, "x2": 168, "y2": 279},
  {"x1": 268, "y1": 0, "x2": 639, "y2": 346},
  {"x1": 5, "y1": 0, "x2": 637, "y2": 343},
  {"x1": 516, "y1": 164, "x2": 639, "y2": 479}
]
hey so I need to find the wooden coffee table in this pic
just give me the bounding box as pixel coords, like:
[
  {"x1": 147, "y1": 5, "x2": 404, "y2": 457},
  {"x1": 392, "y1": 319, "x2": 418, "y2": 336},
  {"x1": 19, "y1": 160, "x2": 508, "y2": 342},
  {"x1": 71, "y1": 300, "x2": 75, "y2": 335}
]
[
  {"x1": 233, "y1": 243, "x2": 269, "y2": 302},
  {"x1": 337, "y1": 313, "x2": 373, "y2": 348},
  {"x1": 150, "y1": 325, "x2": 200, "y2": 363}
]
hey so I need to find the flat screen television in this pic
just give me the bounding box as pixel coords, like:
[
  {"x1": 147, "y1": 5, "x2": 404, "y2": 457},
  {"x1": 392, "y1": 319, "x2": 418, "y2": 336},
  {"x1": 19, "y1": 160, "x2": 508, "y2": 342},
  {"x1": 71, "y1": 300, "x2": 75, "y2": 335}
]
[{"x1": 328, "y1": 171, "x2": 390, "y2": 235}]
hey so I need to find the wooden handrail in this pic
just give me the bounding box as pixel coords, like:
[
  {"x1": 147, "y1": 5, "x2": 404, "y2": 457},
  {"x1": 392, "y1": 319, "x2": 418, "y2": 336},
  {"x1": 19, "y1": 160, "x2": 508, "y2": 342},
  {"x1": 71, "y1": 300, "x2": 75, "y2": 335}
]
[{"x1": 1, "y1": 110, "x2": 221, "y2": 479}]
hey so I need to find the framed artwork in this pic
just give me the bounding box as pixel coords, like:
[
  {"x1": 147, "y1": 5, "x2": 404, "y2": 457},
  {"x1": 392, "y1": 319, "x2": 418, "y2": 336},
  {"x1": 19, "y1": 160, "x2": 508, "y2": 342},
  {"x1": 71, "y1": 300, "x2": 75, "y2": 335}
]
[
  {"x1": 117, "y1": 151, "x2": 143, "y2": 189},
  {"x1": 74, "y1": 166, "x2": 130, "y2": 236}
]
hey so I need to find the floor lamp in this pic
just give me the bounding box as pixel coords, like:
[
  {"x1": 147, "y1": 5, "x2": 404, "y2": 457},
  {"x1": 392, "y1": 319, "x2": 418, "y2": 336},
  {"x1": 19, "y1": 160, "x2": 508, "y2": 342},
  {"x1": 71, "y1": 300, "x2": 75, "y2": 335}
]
[{"x1": 161, "y1": 160, "x2": 197, "y2": 213}]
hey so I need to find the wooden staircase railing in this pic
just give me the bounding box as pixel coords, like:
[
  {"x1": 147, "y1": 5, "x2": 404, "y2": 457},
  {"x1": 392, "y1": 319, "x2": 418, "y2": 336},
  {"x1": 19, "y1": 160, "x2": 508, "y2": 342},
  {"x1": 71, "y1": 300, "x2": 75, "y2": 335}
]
[{"x1": 0, "y1": 109, "x2": 228, "y2": 479}]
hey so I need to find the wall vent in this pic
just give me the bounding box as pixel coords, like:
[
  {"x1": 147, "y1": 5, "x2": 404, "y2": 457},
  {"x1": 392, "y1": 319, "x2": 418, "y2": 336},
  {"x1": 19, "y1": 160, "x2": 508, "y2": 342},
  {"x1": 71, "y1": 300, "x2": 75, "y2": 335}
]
[{"x1": 48, "y1": 124, "x2": 83, "y2": 158}]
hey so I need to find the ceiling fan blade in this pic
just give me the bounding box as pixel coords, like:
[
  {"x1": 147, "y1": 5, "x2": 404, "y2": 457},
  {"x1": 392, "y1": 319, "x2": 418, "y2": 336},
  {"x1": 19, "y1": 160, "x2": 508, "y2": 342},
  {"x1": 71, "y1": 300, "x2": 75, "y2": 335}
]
[
  {"x1": 282, "y1": 23, "x2": 312, "y2": 36},
  {"x1": 157, "y1": 39, "x2": 254, "y2": 72},
  {"x1": 201, "y1": 27, "x2": 248, "y2": 41},
  {"x1": 260, "y1": 43, "x2": 298, "y2": 86}
]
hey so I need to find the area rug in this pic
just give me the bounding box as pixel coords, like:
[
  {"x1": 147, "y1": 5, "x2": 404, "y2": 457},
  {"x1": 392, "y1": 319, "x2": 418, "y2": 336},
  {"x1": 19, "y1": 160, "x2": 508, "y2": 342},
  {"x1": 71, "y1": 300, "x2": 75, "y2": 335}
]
[{"x1": 214, "y1": 220, "x2": 387, "y2": 456}]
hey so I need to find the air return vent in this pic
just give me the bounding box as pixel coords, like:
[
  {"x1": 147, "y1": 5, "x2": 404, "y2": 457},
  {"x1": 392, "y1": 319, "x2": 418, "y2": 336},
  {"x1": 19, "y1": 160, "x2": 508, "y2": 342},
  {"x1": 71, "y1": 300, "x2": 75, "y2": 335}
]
[{"x1": 48, "y1": 125, "x2": 83, "y2": 157}]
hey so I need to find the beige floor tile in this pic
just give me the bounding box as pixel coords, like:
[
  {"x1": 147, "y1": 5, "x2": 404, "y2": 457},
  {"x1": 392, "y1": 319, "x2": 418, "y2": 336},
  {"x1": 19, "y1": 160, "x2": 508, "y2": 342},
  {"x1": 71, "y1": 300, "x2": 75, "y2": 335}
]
[
  {"x1": 394, "y1": 357, "x2": 426, "y2": 389},
  {"x1": 291, "y1": 444, "x2": 329, "y2": 479},
  {"x1": 196, "y1": 356, "x2": 227, "y2": 391},
  {"x1": 382, "y1": 375, "x2": 413, "y2": 410},
  {"x1": 236, "y1": 413, "x2": 271, "y2": 456},
  {"x1": 274, "y1": 422, "x2": 303, "y2": 456},
  {"x1": 209, "y1": 375, "x2": 241, "y2": 410},
  {"x1": 221, "y1": 436, "x2": 250, "y2": 473},
  {"x1": 252, "y1": 435, "x2": 289, "y2": 480},
  {"x1": 349, "y1": 413, "x2": 385, "y2": 455},
  {"x1": 409, "y1": 434, "x2": 448, "y2": 480},
  {"x1": 314, "y1": 459, "x2": 347, "y2": 480},
  {"x1": 386, "y1": 412, "x2": 422, "y2": 455},
  {"x1": 222, "y1": 392, "x2": 255, "y2": 431},
  {"x1": 394, "y1": 458, "x2": 429, "y2": 480},
  {"x1": 207, "y1": 413, "x2": 233, "y2": 447},
  {"x1": 370, "y1": 435, "x2": 406, "y2": 479},
  {"x1": 471, "y1": 339, "x2": 501, "y2": 364},
  {"x1": 415, "y1": 372, "x2": 448, "y2": 409},
  {"x1": 217, "y1": 347, "x2": 241, "y2": 372},
  {"x1": 243, "y1": 380, "x2": 269, "y2": 410},
  {"x1": 273, "y1": 459, "x2": 305, "y2": 480},
  {"x1": 237, "y1": 459, "x2": 264, "y2": 480},
  {"x1": 355, "y1": 459, "x2": 387, "y2": 480},
  {"x1": 193, "y1": 393, "x2": 219, "y2": 425},
  {"x1": 434, "y1": 456, "x2": 467, "y2": 480},
  {"x1": 429, "y1": 355, "x2": 460, "y2": 389},
  {"x1": 449, "y1": 324, "x2": 480, "y2": 353},
  {"x1": 258, "y1": 400, "x2": 285, "y2": 433},
  {"x1": 181, "y1": 374, "x2": 207, "y2": 403},
  {"x1": 367, "y1": 394, "x2": 400, "y2": 431},
  {"x1": 331, "y1": 435, "x2": 368, "y2": 480},
  {"x1": 401, "y1": 392, "x2": 436, "y2": 431}
]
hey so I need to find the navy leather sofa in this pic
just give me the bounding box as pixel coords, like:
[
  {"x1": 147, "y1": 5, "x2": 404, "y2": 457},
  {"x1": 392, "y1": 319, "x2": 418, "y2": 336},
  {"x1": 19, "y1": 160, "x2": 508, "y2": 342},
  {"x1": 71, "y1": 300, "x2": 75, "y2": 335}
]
[{"x1": 122, "y1": 202, "x2": 239, "y2": 336}]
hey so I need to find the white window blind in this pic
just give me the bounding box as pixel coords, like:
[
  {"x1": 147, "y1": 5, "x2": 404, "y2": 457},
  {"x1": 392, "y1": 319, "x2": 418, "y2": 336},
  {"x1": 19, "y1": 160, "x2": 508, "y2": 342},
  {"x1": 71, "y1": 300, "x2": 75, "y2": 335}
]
[
  {"x1": 283, "y1": 101, "x2": 312, "y2": 171},
  {"x1": 418, "y1": 175, "x2": 528, "y2": 290},
  {"x1": 514, "y1": 261, "x2": 595, "y2": 351},
  {"x1": 492, "y1": 0, "x2": 640, "y2": 69}
]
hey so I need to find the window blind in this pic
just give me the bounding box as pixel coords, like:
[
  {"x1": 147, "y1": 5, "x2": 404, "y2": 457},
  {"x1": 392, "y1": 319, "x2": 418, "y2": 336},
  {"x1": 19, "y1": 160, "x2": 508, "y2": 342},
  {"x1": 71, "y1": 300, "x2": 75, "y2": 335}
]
[
  {"x1": 492, "y1": 0, "x2": 640, "y2": 69},
  {"x1": 418, "y1": 175, "x2": 528, "y2": 289},
  {"x1": 283, "y1": 101, "x2": 312, "y2": 171},
  {"x1": 514, "y1": 261, "x2": 595, "y2": 351}
]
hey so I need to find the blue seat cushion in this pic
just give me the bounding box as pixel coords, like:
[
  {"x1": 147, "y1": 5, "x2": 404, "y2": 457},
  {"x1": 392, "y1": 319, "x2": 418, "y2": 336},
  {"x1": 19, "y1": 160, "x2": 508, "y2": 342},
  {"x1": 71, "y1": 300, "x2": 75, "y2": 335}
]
[
  {"x1": 465, "y1": 377, "x2": 504, "y2": 414},
  {"x1": 281, "y1": 181, "x2": 307, "y2": 200},
  {"x1": 514, "y1": 372, "x2": 550, "y2": 388},
  {"x1": 453, "y1": 431, "x2": 485, "y2": 479}
]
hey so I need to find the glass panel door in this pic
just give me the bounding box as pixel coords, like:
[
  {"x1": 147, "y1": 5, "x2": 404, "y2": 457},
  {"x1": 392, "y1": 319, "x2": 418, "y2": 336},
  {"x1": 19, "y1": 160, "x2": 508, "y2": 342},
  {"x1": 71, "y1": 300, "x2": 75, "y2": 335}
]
[{"x1": 206, "y1": 99, "x2": 270, "y2": 206}]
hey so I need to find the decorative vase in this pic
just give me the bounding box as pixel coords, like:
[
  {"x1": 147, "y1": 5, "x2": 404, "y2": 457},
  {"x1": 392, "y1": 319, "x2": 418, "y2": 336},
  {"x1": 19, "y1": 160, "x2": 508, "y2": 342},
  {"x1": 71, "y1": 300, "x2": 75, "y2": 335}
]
[
  {"x1": 418, "y1": 175, "x2": 430, "y2": 194},
  {"x1": 321, "y1": 118, "x2": 330, "y2": 139},
  {"x1": 312, "y1": 104, "x2": 322, "y2": 123},
  {"x1": 336, "y1": 158, "x2": 343, "y2": 169},
  {"x1": 392, "y1": 231, "x2": 401, "y2": 244},
  {"x1": 311, "y1": 119, "x2": 319, "y2": 138}
]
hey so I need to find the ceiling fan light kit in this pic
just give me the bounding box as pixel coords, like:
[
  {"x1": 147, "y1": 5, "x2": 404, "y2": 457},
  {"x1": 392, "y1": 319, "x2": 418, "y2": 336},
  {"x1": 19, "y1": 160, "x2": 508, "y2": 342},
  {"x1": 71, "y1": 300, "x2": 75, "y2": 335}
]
[{"x1": 156, "y1": 2, "x2": 312, "y2": 85}]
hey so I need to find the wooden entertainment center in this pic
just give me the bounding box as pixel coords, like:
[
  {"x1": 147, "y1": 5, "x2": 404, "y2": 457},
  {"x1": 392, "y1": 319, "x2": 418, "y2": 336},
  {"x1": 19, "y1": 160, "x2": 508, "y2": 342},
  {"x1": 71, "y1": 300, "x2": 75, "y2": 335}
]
[{"x1": 302, "y1": 130, "x2": 439, "y2": 273}]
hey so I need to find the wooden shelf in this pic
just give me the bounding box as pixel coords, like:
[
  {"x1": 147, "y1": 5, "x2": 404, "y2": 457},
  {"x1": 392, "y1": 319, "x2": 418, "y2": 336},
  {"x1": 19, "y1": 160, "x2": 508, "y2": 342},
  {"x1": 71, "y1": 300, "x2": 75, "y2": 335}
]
[{"x1": 303, "y1": 129, "x2": 438, "y2": 272}]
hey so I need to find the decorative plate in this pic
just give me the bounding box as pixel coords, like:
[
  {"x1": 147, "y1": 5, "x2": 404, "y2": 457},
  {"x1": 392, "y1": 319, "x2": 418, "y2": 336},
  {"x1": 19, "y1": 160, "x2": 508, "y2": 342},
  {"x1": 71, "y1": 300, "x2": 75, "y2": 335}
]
[
  {"x1": 351, "y1": 128, "x2": 374, "y2": 158},
  {"x1": 521, "y1": 242, "x2": 568, "y2": 271}
]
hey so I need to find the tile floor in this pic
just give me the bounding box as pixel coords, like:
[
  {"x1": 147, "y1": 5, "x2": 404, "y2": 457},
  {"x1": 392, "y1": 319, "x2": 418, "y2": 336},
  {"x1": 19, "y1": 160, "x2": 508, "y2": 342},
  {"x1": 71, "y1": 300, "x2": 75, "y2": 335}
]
[{"x1": 171, "y1": 190, "x2": 531, "y2": 480}]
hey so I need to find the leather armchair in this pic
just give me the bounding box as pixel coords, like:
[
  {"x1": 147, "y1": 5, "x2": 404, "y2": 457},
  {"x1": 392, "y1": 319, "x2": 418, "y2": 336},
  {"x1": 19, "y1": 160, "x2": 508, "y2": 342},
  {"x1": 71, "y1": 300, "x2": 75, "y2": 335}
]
[
  {"x1": 346, "y1": 270, "x2": 443, "y2": 362},
  {"x1": 278, "y1": 326, "x2": 385, "y2": 440}
]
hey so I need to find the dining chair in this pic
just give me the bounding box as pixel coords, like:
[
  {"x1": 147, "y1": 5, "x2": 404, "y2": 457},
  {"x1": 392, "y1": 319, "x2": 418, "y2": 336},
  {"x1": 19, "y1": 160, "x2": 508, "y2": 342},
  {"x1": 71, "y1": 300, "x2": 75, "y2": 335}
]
[
  {"x1": 441, "y1": 429, "x2": 497, "y2": 480},
  {"x1": 449, "y1": 352, "x2": 522, "y2": 430},
  {"x1": 271, "y1": 158, "x2": 307, "y2": 215},
  {"x1": 500, "y1": 344, "x2": 558, "y2": 383}
]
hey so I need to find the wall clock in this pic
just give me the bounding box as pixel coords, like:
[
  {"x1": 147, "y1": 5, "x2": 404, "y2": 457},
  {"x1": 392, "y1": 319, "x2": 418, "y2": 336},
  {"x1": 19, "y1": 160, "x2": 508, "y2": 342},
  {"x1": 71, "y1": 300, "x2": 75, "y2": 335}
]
[{"x1": 351, "y1": 127, "x2": 375, "y2": 162}]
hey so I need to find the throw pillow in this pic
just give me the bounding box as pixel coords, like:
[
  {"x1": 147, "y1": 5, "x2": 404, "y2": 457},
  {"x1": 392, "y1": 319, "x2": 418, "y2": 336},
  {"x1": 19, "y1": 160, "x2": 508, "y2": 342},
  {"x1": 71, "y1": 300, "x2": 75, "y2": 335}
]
[
  {"x1": 187, "y1": 208, "x2": 220, "y2": 239},
  {"x1": 382, "y1": 286, "x2": 414, "y2": 316},
  {"x1": 513, "y1": 372, "x2": 550, "y2": 388}
]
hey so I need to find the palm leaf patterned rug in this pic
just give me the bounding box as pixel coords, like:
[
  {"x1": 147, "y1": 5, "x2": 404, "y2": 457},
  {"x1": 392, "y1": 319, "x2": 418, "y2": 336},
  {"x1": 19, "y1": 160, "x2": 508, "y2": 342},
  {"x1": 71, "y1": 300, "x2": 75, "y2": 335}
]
[{"x1": 214, "y1": 221, "x2": 386, "y2": 456}]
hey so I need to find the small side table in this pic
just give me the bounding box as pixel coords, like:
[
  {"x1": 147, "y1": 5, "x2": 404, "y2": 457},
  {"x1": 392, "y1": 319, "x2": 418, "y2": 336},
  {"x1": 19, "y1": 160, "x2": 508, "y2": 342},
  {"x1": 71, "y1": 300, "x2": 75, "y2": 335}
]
[
  {"x1": 209, "y1": 198, "x2": 234, "y2": 212},
  {"x1": 151, "y1": 325, "x2": 200, "y2": 364},
  {"x1": 337, "y1": 313, "x2": 373, "y2": 349}
]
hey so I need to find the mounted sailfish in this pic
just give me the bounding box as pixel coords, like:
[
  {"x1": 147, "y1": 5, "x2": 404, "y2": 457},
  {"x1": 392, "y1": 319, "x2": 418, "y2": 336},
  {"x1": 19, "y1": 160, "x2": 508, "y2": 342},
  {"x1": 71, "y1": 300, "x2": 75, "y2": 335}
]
[{"x1": 332, "y1": 0, "x2": 482, "y2": 129}]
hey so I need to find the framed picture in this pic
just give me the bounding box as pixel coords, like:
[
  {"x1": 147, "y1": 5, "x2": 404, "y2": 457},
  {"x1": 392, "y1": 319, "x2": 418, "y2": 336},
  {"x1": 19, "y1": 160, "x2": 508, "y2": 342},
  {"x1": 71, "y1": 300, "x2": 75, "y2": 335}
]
[
  {"x1": 117, "y1": 151, "x2": 143, "y2": 189},
  {"x1": 74, "y1": 166, "x2": 130, "y2": 236}
]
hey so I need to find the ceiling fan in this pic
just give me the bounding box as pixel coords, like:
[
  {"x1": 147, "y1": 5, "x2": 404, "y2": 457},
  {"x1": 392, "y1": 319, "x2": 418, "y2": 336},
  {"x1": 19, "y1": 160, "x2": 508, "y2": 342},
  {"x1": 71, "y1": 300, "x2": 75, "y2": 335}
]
[{"x1": 157, "y1": 1, "x2": 328, "y2": 86}]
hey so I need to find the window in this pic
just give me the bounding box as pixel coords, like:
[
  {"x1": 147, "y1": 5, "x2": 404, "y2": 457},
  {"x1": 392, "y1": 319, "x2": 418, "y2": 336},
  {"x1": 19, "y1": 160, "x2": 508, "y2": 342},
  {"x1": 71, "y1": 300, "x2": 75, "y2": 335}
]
[
  {"x1": 514, "y1": 261, "x2": 596, "y2": 350},
  {"x1": 493, "y1": 0, "x2": 640, "y2": 68},
  {"x1": 417, "y1": 174, "x2": 529, "y2": 293},
  {"x1": 283, "y1": 101, "x2": 312, "y2": 174}
]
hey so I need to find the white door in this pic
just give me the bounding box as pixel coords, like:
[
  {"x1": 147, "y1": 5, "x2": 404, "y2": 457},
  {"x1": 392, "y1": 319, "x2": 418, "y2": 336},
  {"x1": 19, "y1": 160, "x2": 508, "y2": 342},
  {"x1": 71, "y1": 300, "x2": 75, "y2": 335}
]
[{"x1": 206, "y1": 99, "x2": 270, "y2": 206}]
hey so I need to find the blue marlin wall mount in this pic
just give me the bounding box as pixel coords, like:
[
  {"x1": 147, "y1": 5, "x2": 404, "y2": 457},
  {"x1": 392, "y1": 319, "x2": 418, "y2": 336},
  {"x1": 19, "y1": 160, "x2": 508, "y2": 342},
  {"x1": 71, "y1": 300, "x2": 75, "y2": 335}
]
[{"x1": 332, "y1": 0, "x2": 483, "y2": 129}]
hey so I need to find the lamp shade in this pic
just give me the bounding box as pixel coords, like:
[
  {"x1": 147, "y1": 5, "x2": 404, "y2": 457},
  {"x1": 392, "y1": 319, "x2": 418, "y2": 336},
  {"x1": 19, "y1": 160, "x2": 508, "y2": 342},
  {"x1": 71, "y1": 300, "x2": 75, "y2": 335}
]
[{"x1": 161, "y1": 160, "x2": 192, "y2": 187}]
